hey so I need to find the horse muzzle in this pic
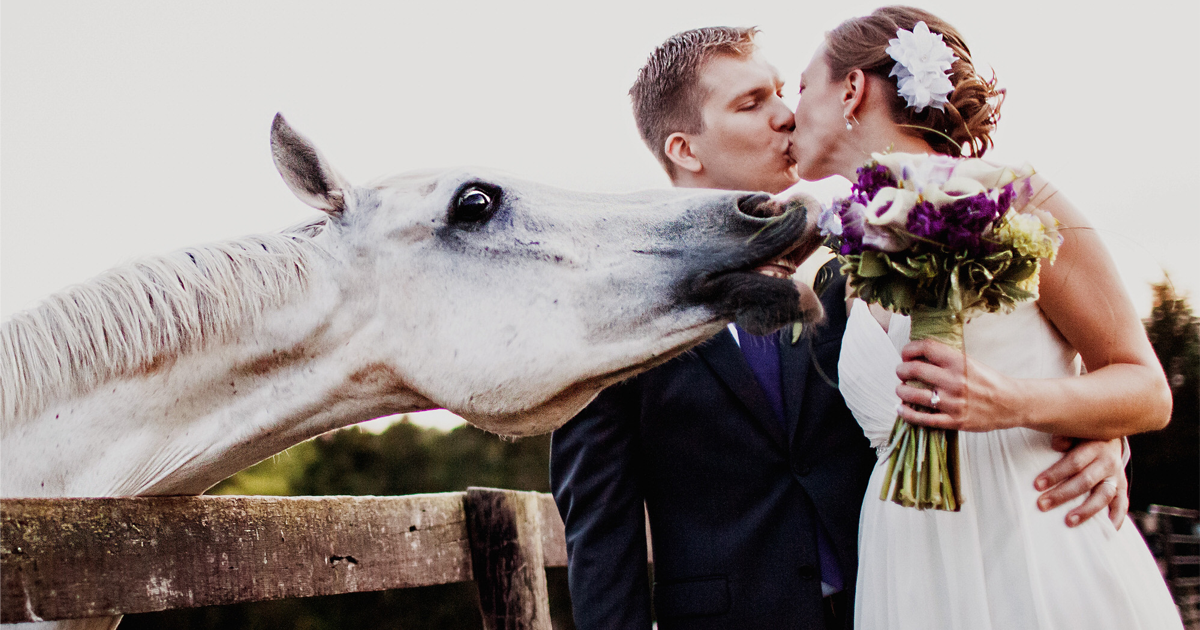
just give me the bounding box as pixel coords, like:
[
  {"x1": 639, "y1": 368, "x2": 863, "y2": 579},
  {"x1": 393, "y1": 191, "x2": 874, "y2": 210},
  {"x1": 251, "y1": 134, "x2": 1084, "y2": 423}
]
[{"x1": 681, "y1": 192, "x2": 826, "y2": 335}]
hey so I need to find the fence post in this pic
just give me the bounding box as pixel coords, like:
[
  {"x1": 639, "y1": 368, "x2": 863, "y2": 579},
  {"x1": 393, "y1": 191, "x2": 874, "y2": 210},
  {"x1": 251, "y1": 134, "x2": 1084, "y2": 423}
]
[{"x1": 464, "y1": 487, "x2": 552, "y2": 630}]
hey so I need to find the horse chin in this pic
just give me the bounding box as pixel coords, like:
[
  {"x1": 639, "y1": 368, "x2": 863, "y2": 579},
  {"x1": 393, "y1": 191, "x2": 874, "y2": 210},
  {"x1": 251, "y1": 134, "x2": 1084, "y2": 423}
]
[
  {"x1": 463, "y1": 388, "x2": 598, "y2": 438},
  {"x1": 463, "y1": 325, "x2": 722, "y2": 437},
  {"x1": 721, "y1": 273, "x2": 825, "y2": 336}
]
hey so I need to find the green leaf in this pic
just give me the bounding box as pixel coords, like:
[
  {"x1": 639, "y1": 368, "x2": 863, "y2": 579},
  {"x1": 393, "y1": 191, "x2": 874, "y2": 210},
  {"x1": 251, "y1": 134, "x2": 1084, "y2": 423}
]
[{"x1": 858, "y1": 250, "x2": 890, "y2": 277}]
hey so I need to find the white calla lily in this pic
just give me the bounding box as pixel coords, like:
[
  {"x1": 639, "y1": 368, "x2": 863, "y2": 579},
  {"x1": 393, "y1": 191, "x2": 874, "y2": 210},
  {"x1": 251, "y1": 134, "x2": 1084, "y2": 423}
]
[
  {"x1": 864, "y1": 187, "x2": 920, "y2": 227},
  {"x1": 941, "y1": 176, "x2": 988, "y2": 197},
  {"x1": 951, "y1": 159, "x2": 1036, "y2": 190},
  {"x1": 920, "y1": 176, "x2": 987, "y2": 207},
  {"x1": 872, "y1": 152, "x2": 961, "y2": 194},
  {"x1": 914, "y1": 154, "x2": 958, "y2": 188}
]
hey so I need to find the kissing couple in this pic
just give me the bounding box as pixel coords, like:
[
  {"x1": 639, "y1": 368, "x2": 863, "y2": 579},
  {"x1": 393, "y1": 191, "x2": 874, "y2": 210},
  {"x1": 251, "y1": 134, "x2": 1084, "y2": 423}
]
[{"x1": 551, "y1": 6, "x2": 1183, "y2": 630}]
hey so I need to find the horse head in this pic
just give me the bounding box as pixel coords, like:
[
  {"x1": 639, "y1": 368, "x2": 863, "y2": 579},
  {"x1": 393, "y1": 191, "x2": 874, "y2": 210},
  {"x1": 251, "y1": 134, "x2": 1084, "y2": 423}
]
[
  {"x1": 0, "y1": 114, "x2": 825, "y2": 499},
  {"x1": 270, "y1": 114, "x2": 824, "y2": 436}
]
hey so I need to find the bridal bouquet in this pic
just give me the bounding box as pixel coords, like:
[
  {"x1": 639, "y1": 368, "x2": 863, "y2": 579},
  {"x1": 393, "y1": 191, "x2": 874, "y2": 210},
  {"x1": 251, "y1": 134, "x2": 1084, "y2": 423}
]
[{"x1": 820, "y1": 152, "x2": 1060, "y2": 511}]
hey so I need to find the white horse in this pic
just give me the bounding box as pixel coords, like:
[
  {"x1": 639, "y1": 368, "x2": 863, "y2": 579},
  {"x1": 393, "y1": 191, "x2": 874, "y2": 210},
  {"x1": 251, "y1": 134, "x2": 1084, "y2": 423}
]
[{"x1": 1, "y1": 114, "x2": 822, "y2": 627}]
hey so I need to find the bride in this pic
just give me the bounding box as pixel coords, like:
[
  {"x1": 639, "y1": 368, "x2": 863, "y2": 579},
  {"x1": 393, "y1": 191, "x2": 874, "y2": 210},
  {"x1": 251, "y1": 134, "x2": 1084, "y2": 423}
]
[{"x1": 788, "y1": 6, "x2": 1182, "y2": 629}]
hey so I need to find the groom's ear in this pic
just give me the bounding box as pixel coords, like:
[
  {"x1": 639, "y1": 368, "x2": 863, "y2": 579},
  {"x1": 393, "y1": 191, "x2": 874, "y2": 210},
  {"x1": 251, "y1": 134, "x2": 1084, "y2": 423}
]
[{"x1": 664, "y1": 132, "x2": 704, "y2": 175}]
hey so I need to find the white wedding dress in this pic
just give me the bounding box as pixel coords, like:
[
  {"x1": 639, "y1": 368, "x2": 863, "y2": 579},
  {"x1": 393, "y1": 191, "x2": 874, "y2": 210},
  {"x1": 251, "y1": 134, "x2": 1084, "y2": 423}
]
[{"x1": 839, "y1": 299, "x2": 1182, "y2": 629}]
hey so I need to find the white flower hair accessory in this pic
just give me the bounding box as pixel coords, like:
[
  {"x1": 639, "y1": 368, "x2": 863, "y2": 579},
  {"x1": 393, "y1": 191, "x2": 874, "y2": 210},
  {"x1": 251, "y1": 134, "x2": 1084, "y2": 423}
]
[{"x1": 885, "y1": 21, "x2": 957, "y2": 112}]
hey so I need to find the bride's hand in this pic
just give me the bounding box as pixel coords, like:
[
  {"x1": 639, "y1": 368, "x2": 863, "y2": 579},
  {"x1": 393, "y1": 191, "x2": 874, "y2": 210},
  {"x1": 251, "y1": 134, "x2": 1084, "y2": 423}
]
[{"x1": 893, "y1": 338, "x2": 1021, "y2": 432}]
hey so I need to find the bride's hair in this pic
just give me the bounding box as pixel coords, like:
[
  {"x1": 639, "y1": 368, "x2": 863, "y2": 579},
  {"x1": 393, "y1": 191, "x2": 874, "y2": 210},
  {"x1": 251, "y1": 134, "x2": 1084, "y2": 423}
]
[{"x1": 825, "y1": 6, "x2": 1003, "y2": 158}]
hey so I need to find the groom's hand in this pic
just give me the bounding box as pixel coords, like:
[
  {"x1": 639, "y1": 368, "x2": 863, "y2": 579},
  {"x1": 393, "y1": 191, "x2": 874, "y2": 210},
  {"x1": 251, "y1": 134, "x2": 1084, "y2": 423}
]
[{"x1": 1034, "y1": 437, "x2": 1128, "y2": 529}]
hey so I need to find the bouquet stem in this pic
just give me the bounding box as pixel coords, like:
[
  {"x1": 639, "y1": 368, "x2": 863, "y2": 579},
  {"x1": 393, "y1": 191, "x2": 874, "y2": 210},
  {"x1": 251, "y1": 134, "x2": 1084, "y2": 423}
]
[{"x1": 879, "y1": 306, "x2": 965, "y2": 511}]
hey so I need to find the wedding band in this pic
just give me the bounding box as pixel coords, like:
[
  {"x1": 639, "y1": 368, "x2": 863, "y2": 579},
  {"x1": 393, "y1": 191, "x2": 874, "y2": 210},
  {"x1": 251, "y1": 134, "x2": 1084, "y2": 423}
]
[
  {"x1": 929, "y1": 390, "x2": 941, "y2": 408},
  {"x1": 1100, "y1": 479, "x2": 1118, "y2": 491}
]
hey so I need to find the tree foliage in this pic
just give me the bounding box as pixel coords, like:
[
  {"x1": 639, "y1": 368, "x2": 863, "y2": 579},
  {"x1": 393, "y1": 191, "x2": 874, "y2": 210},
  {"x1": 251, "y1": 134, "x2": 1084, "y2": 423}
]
[{"x1": 1129, "y1": 278, "x2": 1200, "y2": 511}]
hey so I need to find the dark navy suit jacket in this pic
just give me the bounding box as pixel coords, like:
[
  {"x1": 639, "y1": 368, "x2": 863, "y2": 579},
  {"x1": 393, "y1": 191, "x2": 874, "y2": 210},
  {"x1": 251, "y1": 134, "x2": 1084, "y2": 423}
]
[{"x1": 551, "y1": 265, "x2": 876, "y2": 630}]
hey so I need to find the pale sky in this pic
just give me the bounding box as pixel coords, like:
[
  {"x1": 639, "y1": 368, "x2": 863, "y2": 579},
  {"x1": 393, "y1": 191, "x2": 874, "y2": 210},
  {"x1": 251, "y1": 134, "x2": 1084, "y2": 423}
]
[{"x1": 3, "y1": 1, "x2": 1197, "y2": 429}]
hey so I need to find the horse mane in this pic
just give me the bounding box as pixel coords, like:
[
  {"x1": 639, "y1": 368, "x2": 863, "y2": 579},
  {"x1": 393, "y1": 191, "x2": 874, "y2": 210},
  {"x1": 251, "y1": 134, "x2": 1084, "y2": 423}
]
[{"x1": 1, "y1": 218, "x2": 328, "y2": 424}]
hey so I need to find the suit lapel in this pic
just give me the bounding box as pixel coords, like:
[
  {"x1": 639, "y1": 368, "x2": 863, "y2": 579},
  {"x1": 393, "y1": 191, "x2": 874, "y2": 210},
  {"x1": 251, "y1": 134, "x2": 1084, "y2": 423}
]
[
  {"x1": 696, "y1": 328, "x2": 788, "y2": 449},
  {"x1": 779, "y1": 329, "x2": 811, "y2": 446}
]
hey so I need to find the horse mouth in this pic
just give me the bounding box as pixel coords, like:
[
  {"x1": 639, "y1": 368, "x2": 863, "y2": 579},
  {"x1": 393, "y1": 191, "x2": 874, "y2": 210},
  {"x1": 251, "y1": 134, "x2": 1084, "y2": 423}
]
[
  {"x1": 689, "y1": 195, "x2": 824, "y2": 334},
  {"x1": 740, "y1": 227, "x2": 814, "y2": 282},
  {"x1": 752, "y1": 260, "x2": 798, "y2": 280}
]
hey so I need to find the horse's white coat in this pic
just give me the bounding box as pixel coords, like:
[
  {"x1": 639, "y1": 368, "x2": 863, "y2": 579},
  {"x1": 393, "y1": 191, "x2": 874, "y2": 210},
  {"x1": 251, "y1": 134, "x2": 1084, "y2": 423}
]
[{"x1": 1, "y1": 117, "x2": 819, "y2": 628}]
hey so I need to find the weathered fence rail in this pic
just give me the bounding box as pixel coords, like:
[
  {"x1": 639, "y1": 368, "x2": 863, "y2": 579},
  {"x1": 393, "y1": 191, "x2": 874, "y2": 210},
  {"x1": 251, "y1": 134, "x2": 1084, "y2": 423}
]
[
  {"x1": 7, "y1": 494, "x2": 1194, "y2": 628},
  {"x1": 0, "y1": 488, "x2": 569, "y2": 629}
]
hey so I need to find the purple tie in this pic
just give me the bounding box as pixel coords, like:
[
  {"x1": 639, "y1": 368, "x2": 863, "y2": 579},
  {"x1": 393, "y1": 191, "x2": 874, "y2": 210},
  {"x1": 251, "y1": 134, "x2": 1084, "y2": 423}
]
[
  {"x1": 735, "y1": 325, "x2": 844, "y2": 594},
  {"x1": 735, "y1": 325, "x2": 784, "y2": 424}
]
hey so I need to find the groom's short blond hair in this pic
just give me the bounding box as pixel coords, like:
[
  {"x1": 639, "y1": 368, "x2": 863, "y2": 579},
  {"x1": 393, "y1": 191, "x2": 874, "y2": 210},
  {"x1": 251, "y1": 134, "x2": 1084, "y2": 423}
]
[{"x1": 630, "y1": 26, "x2": 759, "y2": 176}]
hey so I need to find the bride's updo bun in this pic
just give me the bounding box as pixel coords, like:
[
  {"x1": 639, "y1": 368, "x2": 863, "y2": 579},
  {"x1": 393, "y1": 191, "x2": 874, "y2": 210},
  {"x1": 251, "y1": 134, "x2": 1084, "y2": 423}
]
[{"x1": 825, "y1": 6, "x2": 1003, "y2": 157}]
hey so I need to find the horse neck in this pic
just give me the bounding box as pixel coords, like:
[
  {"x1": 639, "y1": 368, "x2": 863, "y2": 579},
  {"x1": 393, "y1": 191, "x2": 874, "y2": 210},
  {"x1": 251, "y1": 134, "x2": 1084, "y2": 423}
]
[{"x1": 1, "y1": 265, "x2": 434, "y2": 499}]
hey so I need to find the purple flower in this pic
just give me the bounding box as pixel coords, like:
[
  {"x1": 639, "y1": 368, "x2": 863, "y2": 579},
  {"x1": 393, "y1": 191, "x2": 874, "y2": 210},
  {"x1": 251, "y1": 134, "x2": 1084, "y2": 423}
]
[
  {"x1": 996, "y1": 183, "x2": 1015, "y2": 213},
  {"x1": 836, "y1": 161, "x2": 1021, "y2": 258},
  {"x1": 905, "y1": 201, "x2": 942, "y2": 239},
  {"x1": 852, "y1": 164, "x2": 897, "y2": 204},
  {"x1": 818, "y1": 204, "x2": 843, "y2": 236},
  {"x1": 833, "y1": 198, "x2": 866, "y2": 254},
  {"x1": 940, "y1": 192, "x2": 1003, "y2": 254},
  {"x1": 902, "y1": 191, "x2": 1009, "y2": 255}
]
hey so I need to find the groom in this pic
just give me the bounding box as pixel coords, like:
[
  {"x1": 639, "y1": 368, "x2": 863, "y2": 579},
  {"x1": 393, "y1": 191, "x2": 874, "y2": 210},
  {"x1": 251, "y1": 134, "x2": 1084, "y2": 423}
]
[{"x1": 551, "y1": 26, "x2": 1129, "y2": 630}]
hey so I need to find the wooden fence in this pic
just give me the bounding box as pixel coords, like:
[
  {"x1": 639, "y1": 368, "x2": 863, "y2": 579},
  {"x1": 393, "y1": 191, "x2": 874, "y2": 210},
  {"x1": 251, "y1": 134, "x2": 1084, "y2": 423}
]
[
  {"x1": 1134, "y1": 505, "x2": 1200, "y2": 629},
  {"x1": 4, "y1": 493, "x2": 1196, "y2": 628},
  {"x1": 0, "y1": 488, "x2": 571, "y2": 629}
]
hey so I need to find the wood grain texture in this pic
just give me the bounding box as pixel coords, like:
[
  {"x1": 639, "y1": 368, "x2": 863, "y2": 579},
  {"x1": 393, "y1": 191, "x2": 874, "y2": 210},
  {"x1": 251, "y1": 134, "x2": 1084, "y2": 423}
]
[
  {"x1": 0, "y1": 494, "x2": 472, "y2": 623},
  {"x1": 537, "y1": 493, "x2": 567, "y2": 568},
  {"x1": 465, "y1": 488, "x2": 552, "y2": 630}
]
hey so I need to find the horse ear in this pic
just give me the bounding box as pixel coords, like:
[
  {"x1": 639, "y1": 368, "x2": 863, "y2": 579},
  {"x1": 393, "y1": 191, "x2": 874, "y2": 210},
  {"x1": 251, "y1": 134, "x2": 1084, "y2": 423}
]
[{"x1": 270, "y1": 113, "x2": 350, "y2": 216}]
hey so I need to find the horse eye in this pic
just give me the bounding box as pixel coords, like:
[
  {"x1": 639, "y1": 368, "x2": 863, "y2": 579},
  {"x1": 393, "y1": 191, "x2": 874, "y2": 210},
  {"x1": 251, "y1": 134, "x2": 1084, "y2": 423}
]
[{"x1": 451, "y1": 187, "x2": 495, "y2": 223}]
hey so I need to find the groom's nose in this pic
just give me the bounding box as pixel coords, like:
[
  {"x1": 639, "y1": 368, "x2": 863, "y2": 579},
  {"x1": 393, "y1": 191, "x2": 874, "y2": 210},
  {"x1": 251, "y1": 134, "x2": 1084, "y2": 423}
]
[{"x1": 770, "y1": 99, "x2": 796, "y2": 133}]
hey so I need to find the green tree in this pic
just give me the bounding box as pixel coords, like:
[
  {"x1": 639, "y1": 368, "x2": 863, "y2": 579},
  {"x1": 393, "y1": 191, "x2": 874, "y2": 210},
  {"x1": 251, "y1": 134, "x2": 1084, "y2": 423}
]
[
  {"x1": 293, "y1": 421, "x2": 553, "y2": 497},
  {"x1": 1129, "y1": 278, "x2": 1200, "y2": 511}
]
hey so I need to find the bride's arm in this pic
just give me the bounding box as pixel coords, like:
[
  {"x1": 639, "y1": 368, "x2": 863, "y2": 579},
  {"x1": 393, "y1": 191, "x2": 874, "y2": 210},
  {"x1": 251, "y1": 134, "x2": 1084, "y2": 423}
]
[{"x1": 893, "y1": 175, "x2": 1171, "y2": 440}]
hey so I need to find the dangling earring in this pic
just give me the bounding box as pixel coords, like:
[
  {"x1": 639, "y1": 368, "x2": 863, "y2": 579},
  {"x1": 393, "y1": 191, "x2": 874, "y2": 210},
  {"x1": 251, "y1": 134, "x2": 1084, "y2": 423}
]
[{"x1": 844, "y1": 114, "x2": 859, "y2": 131}]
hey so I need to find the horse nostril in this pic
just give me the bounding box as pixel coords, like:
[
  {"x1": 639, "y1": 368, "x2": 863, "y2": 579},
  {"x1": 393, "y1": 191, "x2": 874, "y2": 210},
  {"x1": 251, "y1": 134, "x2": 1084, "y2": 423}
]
[{"x1": 737, "y1": 193, "x2": 777, "y2": 219}]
